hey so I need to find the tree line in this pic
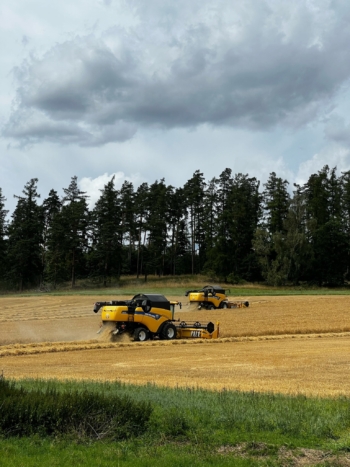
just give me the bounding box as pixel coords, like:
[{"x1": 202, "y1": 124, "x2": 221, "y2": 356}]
[{"x1": 0, "y1": 165, "x2": 349, "y2": 290}]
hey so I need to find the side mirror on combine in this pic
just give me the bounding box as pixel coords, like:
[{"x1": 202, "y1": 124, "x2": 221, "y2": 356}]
[{"x1": 93, "y1": 302, "x2": 102, "y2": 313}]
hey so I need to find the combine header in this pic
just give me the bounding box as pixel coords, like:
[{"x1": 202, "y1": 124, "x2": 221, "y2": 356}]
[
  {"x1": 185, "y1": 285, "x2": 249, "y2": 310},
  {"x1": 176, "y1": 320, "x2": 219, "y2": 339},
  {"x1": 93, "y1": 293, "x2": 219, "y2": 341}
]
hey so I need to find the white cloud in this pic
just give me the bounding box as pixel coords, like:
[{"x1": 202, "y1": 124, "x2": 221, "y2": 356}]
[
  {"x1": 79, "y1": 172, "x2": 145, "y2": 209},
  {"x1": 295, "y1": 144, "x2": 350, "y2": 186}
]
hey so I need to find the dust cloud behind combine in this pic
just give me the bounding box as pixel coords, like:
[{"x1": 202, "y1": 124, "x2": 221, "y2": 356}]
[{"x1": 97, "y1": 322, "x2": 133, "y2": 343}]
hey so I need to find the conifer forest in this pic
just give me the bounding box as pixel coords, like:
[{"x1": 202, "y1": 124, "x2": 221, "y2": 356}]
[{"x1": 0, "y1": 165, "x2": 348, "y2": 291}]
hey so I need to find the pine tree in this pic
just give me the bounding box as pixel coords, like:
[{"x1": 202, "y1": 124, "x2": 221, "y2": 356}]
[
  {"x1": 118, "y1": 181, "x2": 135, "y2": 274},
  {"x1": 45, "y1": 210, "x2": 67, "y2": 288},
  {"x1": 312, "y1": 220, "x2": 348, "y2": 286},
  {"x1": 184, "y1": 171, "x2": 206, "y2": 274},
  {"x1": 301, "y1": 167, "x2": 346, "y2": 284},
  {"x1": 205, "y1": 169, "x2": 233, "y2": 281},
  {"x1": 340, "y1": 171, "x2": 350, "y2": 281},
  {"x1": 281, "y1": 190, "x2": 312, "y2": 284},
  {"x1": 263, "y1": 172, "x2": 290, "y2": 234},
  {"x1": 145, "y1": 179, "x2": 170, "y2": 277},
  {"x1": 91, "y1": 176, "x2": 122, "y2": 286},
  {"x1": 60, "y1": 176, "x2": 90, "y2": 288},
  {"x1": 42, "y1": 189, "x2": 62, "y2": 286},
  {"x1": 0, "y1": 188, "x2": 8, "y2": 282},
  {"x1": 202, "y1": 177, "x2": 219, "y2": 252},
  {"x1": 134, "y1": 183, "x2": 149, "y2": 278},
  {"x1": 301, "y1": 165, "x2": 340, "y2": 228},
  {"x1": 7, "y1": 179, "x2": 44, "y2": 290},
  {"x1": 207, "y1": 172, "x2": 262, "y2": 282},
  {"x1": 229, "y1": 174, "x2": 262, "y2": 281},
  {"x1": 252, "y1": 172, "x2": 290, "y2": 285},
  {"x1": 167, "y1": 187, "x2": 188, "y2": 275}
]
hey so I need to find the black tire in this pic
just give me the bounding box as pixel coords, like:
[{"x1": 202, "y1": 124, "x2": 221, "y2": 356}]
[
  {"x1": 221, "y1": 302, "x2": 228, "y2": 309},
  {"x1": 160, "y1": 322, "x2": 177, "y2": 340},
  {"x1": 208, "y1": 305, "x2": 215, "y2": 310},
  {"x1": 134, "y1": 327, "x2": 149, "y2": 342}
]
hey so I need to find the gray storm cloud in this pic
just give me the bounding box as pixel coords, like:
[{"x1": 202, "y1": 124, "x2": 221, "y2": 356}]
[{"x1": 3, "y1": 0, "x2": 350, "y2": 147}]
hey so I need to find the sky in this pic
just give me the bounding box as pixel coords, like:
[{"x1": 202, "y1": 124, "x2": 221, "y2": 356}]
[{"x1": 2, "y1": 0, "x2": 350, "y2": 212}]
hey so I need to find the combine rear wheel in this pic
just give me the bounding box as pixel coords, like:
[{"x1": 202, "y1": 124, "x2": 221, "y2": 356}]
[
  {"x1": 160, "y1": 322, "x2": 177, "y2": 340},
  {"x1": 134, "y1": 327, "x2": 149, "y2": 342}
]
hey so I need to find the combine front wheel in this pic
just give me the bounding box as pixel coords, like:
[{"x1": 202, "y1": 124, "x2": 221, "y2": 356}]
[
  {"x1": 160, "y1": 322, "x2": 177, "y2": 340},
  {"x1": 134, "y1": 327, "x2": 149, "y2": 342}
]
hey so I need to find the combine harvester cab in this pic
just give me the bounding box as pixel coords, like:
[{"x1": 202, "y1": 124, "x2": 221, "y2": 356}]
[
  {"x1": 185, "y1": 285, "x2": 249, "y2": 310},
  {"x1": 93, "y1": 293, "x2": 219, "y2": 341}
]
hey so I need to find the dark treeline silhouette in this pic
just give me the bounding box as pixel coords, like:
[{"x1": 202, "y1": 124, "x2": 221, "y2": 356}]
[{"x1": 1, "y1": 166, "x2": 349, "y2": 290}]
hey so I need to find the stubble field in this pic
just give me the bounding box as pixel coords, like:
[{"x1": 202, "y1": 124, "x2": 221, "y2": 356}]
[{"x1": 1, "y1": 293, "x2": 350, "y2": 396}]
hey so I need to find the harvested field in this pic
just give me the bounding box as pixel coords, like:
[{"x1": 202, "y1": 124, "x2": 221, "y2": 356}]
[{"x1": 1, "y1": 293, "x2": 350, "y2": 395}]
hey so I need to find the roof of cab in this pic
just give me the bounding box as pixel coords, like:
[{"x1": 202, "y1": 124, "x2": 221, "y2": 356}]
[{"x1": 132, "y1": 293, "x2": 170, "y2": 310}]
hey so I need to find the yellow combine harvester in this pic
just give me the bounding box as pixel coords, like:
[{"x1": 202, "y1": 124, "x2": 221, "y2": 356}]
[
  {"x1": 185, "y1": 285, "x2": 249, "y2": 310},
  {"x1": 93, "y1": 293, "x2": 219, "y2": 341}
]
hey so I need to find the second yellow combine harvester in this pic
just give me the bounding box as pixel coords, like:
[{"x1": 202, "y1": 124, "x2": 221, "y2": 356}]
[
  {"x1": 185, "y1": 285, "x2": 249, "y2": 310},
  {"x1": 93, "y1": 293, "x2": 219, "y2": 341}
]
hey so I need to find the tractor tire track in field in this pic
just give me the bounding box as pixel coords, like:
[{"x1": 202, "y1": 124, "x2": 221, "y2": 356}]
[{"x1": 2, "y1": 331, "x2": 350, "y2": 358}]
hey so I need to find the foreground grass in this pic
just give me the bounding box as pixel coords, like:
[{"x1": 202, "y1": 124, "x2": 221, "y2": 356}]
[
  {"x1": 0, "y1": 437, "x2": 265, "y2": 467},
  {"x1": 2, "y1": 378, "x2": 350, "y2": 466}
]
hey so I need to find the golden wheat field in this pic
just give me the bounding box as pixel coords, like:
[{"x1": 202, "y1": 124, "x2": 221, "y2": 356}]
[{"x1": 1, "y1": 293, "x2": 350, "y2": 395}]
